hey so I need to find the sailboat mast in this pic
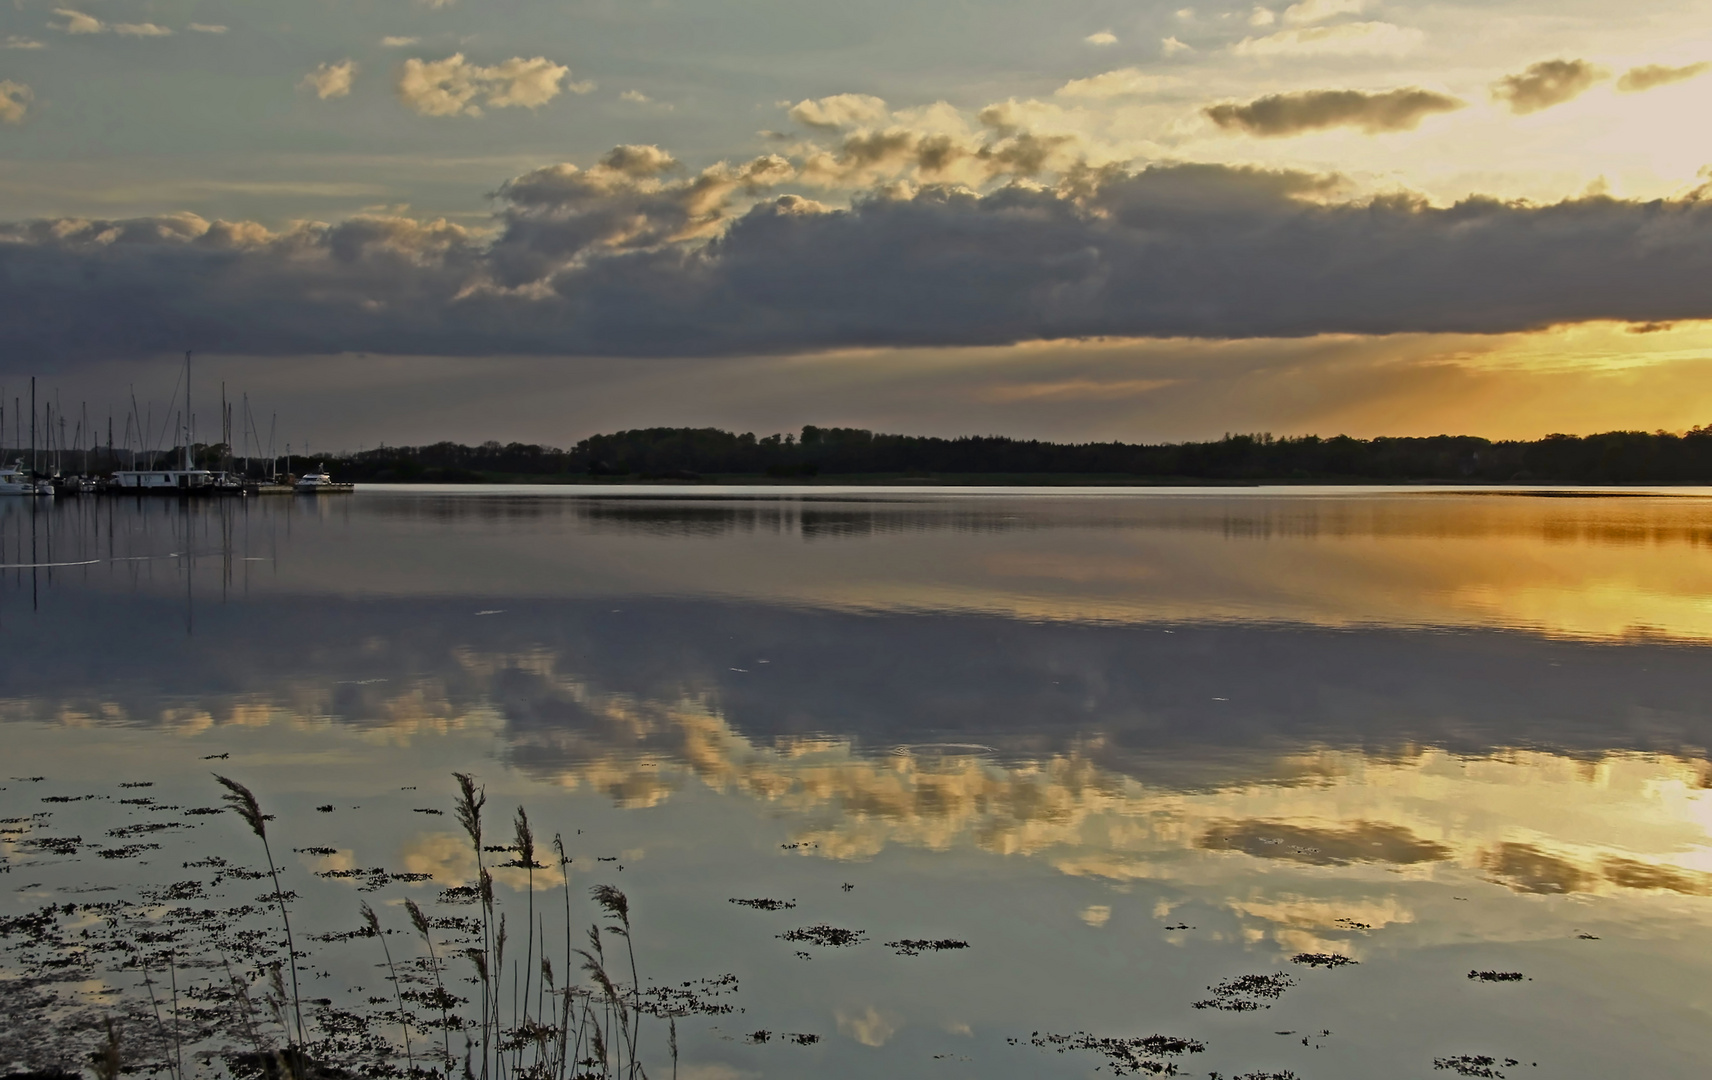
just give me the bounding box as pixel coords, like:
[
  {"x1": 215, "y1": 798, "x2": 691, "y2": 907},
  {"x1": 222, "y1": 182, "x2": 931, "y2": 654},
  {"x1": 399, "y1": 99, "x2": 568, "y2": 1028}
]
[{"x1": 184, "y1": 350, "x2": 192, "y2": 471}]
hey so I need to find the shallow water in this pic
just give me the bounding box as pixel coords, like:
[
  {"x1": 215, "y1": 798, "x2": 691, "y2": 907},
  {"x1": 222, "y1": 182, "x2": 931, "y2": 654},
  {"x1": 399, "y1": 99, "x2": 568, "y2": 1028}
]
[{"x1": 3, "y1": 487, "x2": 1711, "y2": 1079}]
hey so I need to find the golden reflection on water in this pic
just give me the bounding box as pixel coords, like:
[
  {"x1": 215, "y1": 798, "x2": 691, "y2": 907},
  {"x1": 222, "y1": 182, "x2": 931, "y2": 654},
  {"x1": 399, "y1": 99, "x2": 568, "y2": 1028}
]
[
  {"x1": 293, "y1": 492, "x2": 1712, "y2": 641},
  {"x1": 795, "y1": 496, "x2": 1712, "y2": 641}
]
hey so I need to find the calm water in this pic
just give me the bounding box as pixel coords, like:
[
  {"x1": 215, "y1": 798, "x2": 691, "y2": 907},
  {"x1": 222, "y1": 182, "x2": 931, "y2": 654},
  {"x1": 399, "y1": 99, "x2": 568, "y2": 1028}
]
[{"x1": 4, "y1": 487, "x2": 1712, "y2": 1079}]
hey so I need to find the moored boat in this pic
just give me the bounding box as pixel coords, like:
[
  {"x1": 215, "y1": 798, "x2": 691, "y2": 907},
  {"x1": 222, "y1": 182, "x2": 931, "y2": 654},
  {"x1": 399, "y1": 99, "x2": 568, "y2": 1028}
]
[
  {"x1": 0, "y1": 462, "x2": 52, "y2": 496},
  {"x1": 294, "y1": 465, "x2": 353, "y2": 493},
  {"x1": 112, "y1": 468, "x2": 216, "y2": 493}
]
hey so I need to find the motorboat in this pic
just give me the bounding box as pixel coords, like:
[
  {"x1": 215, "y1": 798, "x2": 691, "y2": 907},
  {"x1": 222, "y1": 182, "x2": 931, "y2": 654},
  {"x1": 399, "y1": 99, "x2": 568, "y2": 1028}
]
[
  {"x1": 294, "y1": 465, "x2": 346, "y2": 492},
  {"x1": 0, "y1": 461, "x2": 52, "y2": 496}
]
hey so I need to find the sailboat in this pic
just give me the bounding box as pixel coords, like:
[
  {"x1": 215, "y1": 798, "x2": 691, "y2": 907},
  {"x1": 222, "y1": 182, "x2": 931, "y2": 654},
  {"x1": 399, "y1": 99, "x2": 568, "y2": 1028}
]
[{"x1": 112, "y1": 351, "x2": 217, "y2": 494}]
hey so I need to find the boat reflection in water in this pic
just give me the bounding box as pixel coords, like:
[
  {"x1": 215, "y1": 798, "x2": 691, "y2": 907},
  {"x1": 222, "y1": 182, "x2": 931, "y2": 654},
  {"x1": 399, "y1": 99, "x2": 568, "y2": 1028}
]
[{"x1": 1, "y1": 488, "x2": 1710, "y2": 1079}]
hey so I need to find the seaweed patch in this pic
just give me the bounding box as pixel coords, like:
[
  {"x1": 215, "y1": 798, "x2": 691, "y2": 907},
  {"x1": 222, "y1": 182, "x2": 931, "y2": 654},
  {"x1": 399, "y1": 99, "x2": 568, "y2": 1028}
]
[
  {"x1": 883, "y1": 938, "x2": 968, "y2": 956},
  {"x1": 779, "y1": 924, "x2": 865, "y2": 947},
  {"x1": 1193, "y1": 973, "x2": 1296, "y2": 1011},
  {"x1": 1010, "y1": 1030, "x2": 1205, "y2": 1076},
  {"x1": 1291, "y1": 952, "x2": 1357, "y2": 968},
  {"x1": 1434, "y1": 1055, "x2": 1534, "y2": 1077}
]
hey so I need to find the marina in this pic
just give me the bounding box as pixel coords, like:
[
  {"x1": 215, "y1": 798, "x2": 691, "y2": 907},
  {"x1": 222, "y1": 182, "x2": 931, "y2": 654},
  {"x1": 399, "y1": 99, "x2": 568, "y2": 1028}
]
[{"x1": 2, "y1": 356, "x2": 352, "y2": 496}]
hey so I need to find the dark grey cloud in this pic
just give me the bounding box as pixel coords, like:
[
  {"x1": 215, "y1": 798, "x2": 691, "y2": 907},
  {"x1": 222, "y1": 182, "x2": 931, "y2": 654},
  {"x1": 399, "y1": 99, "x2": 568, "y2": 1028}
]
[
  {"x1": 5, "y1": 161, "x2": 1712, "y2": 363},
  {"x1": 1491, "y1": 58, "x2": 1605, "y2": 114},
  {"x1": 1204, "y1": 88, "x2": 1465, "y2": 136},
  {"x1": 1616, "y1": 61, "x2": 1710, "y2": 93}
]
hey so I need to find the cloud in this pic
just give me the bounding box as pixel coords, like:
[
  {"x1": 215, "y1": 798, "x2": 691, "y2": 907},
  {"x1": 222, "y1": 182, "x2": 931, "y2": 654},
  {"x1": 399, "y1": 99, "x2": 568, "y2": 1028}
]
[
  {"x1": 1205, "y1": 88, "x2": 1465, "y2": 136},
  {"x1": 836, "y1": 1006, "x2": 897, "y2": 1047},
  {"x1": 1249, "y1": 7, "x2": 1276, "y2": 27},
  {"x1": 621, "y1": 89, "x2": 651, "y2": 103},
  {"x1": 1161, "y1": 36, "x2": 1193, "y2": 56},
  {"x1": 0, "y1": 80, "x2": 31, "y2": 124},
  {"x1": 301, "y1": 60, "x2": 358, "y2": 100},
  {"x1": 188, "y1": 23, "x2": 227, "y2": 34},
  {"x1": 486, "y1": 146, "x2": 794, "y2": 281},
  {"x1": 396, "y1": 54, "x2": 579, "y2": 117},
  {"x1": 381, "y1": 36, "x2": 421, "y2": 47},
  {"x1": 49, "y1": 10, "x2": 172, "y2": 36},
  {"x1": 794, "y1": 122, "x2": 1077, "y2": 189},
  {"x1": 1085, "y1": 30, "x2": 1117, "y2": 46},
  {"x1": 1079, "y1": 904, "x2": 1112, "y2": 926},
  {"x1": 788, "y1": 93, "x2": 889, "y2": 130},
  {"x1": 11, "y1": 160, "x2": 1712, "y2": 361},
  {"x1": 1616, "y1": 61, "x2": 1710, "y2": 93},
  {"x1": 1491, "y1": 59, "x2": 1605, "y2": 114},
  {"x1": 1283, "y1": 0, "x2": 1364, "y2": 25},
  {"x1": 1202, "y1": 819, "x2": 1451, "y2": 865},
  {"x1": 49, "y1": 9, "x2": 104, "y2": 34},
  {"x1": 6, "y1": 36, "x2": 46, "y2": 50},
  {"x1": 1056, "y1": 68, "x2": 1184, "y2": 99},
  {"x1": 1233, "y1": 22, "x2": 1423, "y2": 58}
]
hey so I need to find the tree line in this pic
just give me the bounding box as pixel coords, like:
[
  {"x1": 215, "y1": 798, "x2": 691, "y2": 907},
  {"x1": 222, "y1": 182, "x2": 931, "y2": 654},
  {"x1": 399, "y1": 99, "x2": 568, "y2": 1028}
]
[{"x1": 310, "y1": 425, "x2": 1712, "y2": 484}]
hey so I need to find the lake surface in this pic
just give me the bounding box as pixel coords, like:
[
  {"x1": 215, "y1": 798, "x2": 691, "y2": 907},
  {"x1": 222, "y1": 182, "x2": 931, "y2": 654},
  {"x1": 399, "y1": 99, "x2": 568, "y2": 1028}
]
[{"x1": 4, "y1": 487, "x2": 1712, "y2": 1079}]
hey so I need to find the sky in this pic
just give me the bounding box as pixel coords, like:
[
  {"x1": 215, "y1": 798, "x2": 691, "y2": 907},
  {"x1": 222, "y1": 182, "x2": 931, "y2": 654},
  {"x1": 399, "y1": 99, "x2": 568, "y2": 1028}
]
[{"x1": 2, "y1": 0, "x2": 1711, "y2": 448}]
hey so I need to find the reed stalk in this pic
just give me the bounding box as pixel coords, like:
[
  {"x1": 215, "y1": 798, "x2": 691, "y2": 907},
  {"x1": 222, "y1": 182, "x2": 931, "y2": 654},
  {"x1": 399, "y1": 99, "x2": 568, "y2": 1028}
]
[
  {"x1": 554, "y1": 835, "x2": 573, "y2": 1080},
  {"x1": 93, "y1": 1018, "x2": 123, "y2": 1080},
  {"x1": 452, "y1": 773, "x2": 490, "y2": 1080},
  {"x1": 577, "y1": 922, "x2": 628, "y2": 1080},
  {"x1": 406, "y1": 898, "x2": 454, "y2": 1073},
  {"x1": 219, "y1": 950, "x2": 265, "y2": 1054},
  {"x1": 494, "y1": 913, "x2": 508, "y2": 1080},
  {"x1": 215, "y1": 775, "x2": 306, "y2": 1048},
  {"x1": 466, "y1": 947, "x2": 490, "y2": 1080},
  {"x1": 509, "y1": 806, "x2": 544, "y2": 1076},
  {"x1": 362, "y1": 901, "x2": 415, "y2": 1074},
  {"x1": 590, "y1": 886, "x2": 641, "y2": 1080},
  {"x1": 168, "y1": 951, "x2": 185, "y2": 1080},
  {"x1": 139, "y1": 954, "x2": 178, "y2": 1080}
]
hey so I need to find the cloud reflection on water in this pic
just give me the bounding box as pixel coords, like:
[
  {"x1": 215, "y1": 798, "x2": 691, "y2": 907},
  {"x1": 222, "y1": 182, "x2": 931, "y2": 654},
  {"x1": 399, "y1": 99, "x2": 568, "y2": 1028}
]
[{"x1": 6, "y1": 493, "x2": 1712, "y2": 1076}]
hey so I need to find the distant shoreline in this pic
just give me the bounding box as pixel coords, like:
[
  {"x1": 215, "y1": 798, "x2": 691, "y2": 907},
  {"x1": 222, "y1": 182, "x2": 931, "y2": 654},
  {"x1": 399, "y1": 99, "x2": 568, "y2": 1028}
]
[
  {"x1": 352, "y1": 474, "x2": 1712, "y2": 493},
  {"x1": 320, "y1": 426, "x2": 1712, "y2": 487}
]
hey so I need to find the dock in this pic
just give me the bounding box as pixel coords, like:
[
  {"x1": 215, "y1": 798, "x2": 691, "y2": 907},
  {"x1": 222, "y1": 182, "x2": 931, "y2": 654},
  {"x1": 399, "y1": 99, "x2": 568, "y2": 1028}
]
[{"x1": 255, "y1": 483, "x2": 355, "y2": 494}]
